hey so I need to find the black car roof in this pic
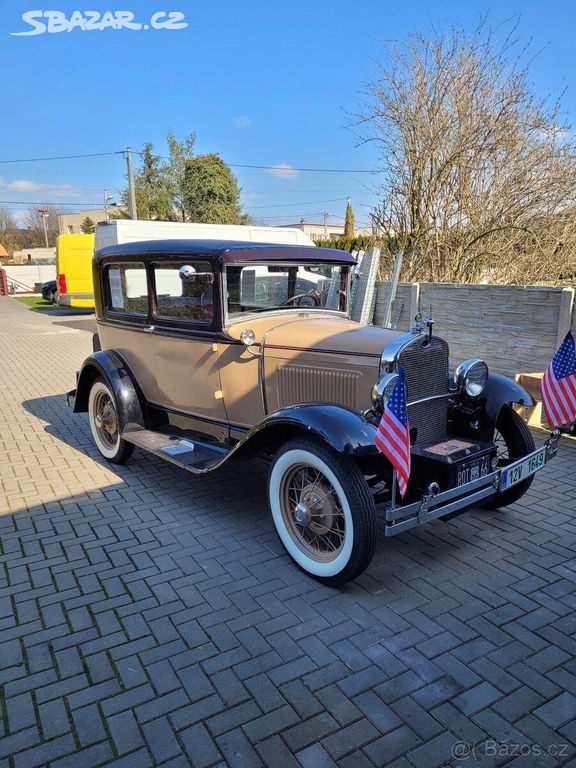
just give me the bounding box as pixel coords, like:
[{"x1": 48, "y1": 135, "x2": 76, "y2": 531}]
[{"x1": 94, "y1": 239, "x2": 357, "y2": 266}]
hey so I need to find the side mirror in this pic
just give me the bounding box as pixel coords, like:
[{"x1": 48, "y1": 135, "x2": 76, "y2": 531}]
[
  {"x1": 179, "y1": 265, "x2": 214, "y2": 284},
  {"x1": 179, "y1": 265, "x2": 197, "y2": 281}
]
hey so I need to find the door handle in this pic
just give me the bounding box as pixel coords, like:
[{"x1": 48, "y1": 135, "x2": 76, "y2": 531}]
[{"x1": 144, "y1": 325, "x2": 155, "y2": 333}]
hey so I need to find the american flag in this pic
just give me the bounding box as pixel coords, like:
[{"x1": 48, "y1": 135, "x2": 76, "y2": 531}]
[
  {"x1": 541, "y1": 331, "x2": 576, "y2": 428},
  {"x1": 375, "y1": 365, "x2": 411, "y2": 497}
]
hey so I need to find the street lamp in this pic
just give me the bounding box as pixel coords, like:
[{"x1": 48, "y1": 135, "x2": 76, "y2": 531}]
[
  {"x1": 103, "y1": 191, "x2": 115, "y2": 221},
  {"x1": 37, "y1": 209, "x2": 49, "y2": 248}
]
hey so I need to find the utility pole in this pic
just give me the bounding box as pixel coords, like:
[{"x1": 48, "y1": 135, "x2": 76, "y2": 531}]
[
  {"x1": 323, "y1": 211, "x2": 331, "y2": 239},
  {"x1": 125, "y1": 147, "x2": 137, "y2": 220},
  {"x1": 37, "y1": 209, "x2": 49, "y2": 248}
]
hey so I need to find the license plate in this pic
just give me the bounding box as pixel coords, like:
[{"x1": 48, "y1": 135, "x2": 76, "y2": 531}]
[
  {"x1": 457, "y1": 456, "x2": 490, "y2": 487},
  {"x1": 500, "y1": 447, "x2": 546, "y2": 491}
]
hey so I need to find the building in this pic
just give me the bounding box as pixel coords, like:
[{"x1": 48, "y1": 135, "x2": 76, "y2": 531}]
[
  {"x1": 278, "y1": 220, "x2": 371, "y2": 242},
  {"x1": 11, "y1": 247, "x2": 56, "y2": 264},
  {"x1": 58, "y1": 208, "x2": 123, "y2": 234}
]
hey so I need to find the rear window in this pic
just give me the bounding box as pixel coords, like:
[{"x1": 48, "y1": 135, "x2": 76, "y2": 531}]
[
  {"x1": 105, "y1": 263, "x2": 148, "y2": 316},
  {"x1": 153, "y1": 262, "x2": 214, "y2": 323}
]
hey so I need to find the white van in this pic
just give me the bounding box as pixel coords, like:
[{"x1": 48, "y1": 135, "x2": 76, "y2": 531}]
[{"x1": 94, "y1": 220, "x2": 315, "y2": 251}]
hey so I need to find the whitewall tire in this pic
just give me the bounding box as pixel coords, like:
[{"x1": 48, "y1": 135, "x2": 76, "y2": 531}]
[
  {"x1": 268, "y1": 438, "x2": 377, "y2": 585},
  {"x1": 88, "y1": 378, "x2": 134, "y2": 464}
]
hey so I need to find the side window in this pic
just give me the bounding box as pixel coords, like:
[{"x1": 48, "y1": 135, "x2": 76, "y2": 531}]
[
  {"x1": 105, "y1": 263, "x2": 148, "y2": 316},
  {"x1": 153, "y1": 262, "x2": 214, "y2": 323}
]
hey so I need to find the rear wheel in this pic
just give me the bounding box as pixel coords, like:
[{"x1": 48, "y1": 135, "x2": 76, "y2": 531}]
[
  {"x1": 268, "y1": 438, "x2": 377, "y2": 585},
  {"x1": 88, "y1": 378, "x2": 134, "y2": 464},
  {"x1": 484, "y1": 405, "x2": 535, "y2": 508}
]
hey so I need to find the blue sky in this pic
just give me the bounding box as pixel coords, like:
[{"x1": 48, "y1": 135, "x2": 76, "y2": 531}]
[{"x1": 1, "y1": 0, "x2": 575, "y2": 228}]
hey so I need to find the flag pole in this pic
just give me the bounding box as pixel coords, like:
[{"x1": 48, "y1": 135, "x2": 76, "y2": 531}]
[{"x1": 390, "y1": 469, "x2": 397, "y2": 510}]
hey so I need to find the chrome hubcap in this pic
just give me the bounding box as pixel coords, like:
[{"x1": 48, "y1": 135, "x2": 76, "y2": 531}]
[{"x1": 294, "y1": 502, "x2": 310, "y2": 526}]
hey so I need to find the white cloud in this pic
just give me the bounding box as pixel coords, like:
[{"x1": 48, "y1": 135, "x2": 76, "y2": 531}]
[
  {"x1": 1, "y1": 179, "x2": 79, "y2": 196},
  {"x1": 265, "y1": 163, "x2": 298, "y2": 179},
  {"x1": 232, "y1": 115, "x2": 251, "y2": 129}
]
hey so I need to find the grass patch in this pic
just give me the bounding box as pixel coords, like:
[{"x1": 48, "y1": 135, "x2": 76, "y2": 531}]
[{"x1": 14, "y1": 295, "x2": 60, "y2": 311}]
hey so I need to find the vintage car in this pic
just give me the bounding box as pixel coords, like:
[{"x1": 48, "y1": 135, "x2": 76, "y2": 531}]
[{"x1": 67, "y1": 240, "x2": 559, "y2": 584}]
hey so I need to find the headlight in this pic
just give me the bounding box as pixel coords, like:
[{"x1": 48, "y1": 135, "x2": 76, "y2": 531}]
[
  {"x1": 455, "y1": 359, "x2": 489, "y2": 397},
  {"x1": 372, "y1": 373, "x2": 399, "y2": 412}
]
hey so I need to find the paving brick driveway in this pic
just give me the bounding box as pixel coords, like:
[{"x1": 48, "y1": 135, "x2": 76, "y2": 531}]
[{"x1": 1, "y1": 295, "x2": 575, "y2": 768}]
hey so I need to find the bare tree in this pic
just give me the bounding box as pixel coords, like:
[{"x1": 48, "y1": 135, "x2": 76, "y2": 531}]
[
  {"x1": 358, "y1": 20, "x2": 576, "y2": 284},
  {"x1": 0, "y1": 205, "x2": 18, "y2": 254},
  {"x1": 25, "y1": 205, "x2": 68, "y2": 248}
]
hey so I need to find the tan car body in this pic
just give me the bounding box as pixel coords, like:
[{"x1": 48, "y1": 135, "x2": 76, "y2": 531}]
[
  {"x1": 68, "y1": 238, "x2": 557, "y2": 584},
  {"x1": 97, "y1": 308, "x2": 400, "y2": 432}
]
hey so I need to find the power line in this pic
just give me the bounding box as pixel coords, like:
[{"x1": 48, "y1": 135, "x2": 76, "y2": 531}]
[
  {"x1": 153, "y1": 154, "x2": 379, "y2": 175},
  {"x1": 0, "y1": 185, "x2": 113, "y2": 194},
  {"x1": 0, "y1": 200, "x2": 105, "y2": 207},
  {"x1": 249, "y1": 197, "x2": 348, "y2": 209},
  {"x1": 0, "y1": 151, "x2": 124, "y2": 165},
  {"x1": 0, "y1": 149, "x2": 380, "y2": 174},
  {"x1": 254, "y1": 211, "x2": 329, "y2": 220}
]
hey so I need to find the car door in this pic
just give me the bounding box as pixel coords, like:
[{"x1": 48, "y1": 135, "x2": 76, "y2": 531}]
[
  {"x1": 145, "y1": 260, "x2": 227, "y2": 420},
  {"x1": 99, "y1": 258, "x2": 228, "y2": 442}
]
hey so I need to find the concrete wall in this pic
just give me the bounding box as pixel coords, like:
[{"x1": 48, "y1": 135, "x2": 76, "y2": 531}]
[
  {"x1": 375, "y1": 281, "x2": 575, "y2": 377},
  {"x1": 5, "y1": 264, "x2": 56, "y2": 291}
]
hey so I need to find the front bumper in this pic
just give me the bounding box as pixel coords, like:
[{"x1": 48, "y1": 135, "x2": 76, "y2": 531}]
[{"x1": 382, "y1": 430, "x2": 560, "y2": 536}]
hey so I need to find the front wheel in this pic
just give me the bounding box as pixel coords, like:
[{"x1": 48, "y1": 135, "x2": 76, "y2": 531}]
[
  {"x1": 484, "y1": 405, "x2": 535, "y2": 509},
  {"x1": 268, "y1": 438, "x2": 377, "y2": 585},
  {"x1": 88, "y1": 378, "x2": 134, "y2": 464}
]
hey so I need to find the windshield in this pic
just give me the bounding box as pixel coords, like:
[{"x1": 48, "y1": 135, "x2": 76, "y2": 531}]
[{"x1": 226, "y1": 263, "x2": 349, "y2": 318}]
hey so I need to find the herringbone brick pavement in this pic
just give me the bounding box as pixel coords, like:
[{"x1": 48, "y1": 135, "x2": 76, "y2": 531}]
[{"x1": 0, "y1": 295, "x2": 575, "y2": 768}]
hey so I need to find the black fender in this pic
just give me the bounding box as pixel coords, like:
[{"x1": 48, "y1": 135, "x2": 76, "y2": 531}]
[
  {"x1": 236, "y1": 403, "x2": 381, "y2": 460},
  {"x1": 482, "y1": 373, "x2": 535, "y2": 421},
  {"x1": 69, "y1": 350, "x2": 145, "y2": 431}
]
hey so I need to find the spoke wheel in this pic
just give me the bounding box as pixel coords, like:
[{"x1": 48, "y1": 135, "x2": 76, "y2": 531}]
[
  {"x1": 269, "y1": 438, "x2": 377, "y2": 585},
  {"x1": 484, "y1": 405, "x2": 536, "y2": 509},
  {"x1": 93, "y1": 390, "x2": 119, "y2": 449},
  {"x1": 493, "y1": 427, "x2": 510, "y2": 465},
  {"x1": 281, "y1": 465, "x2": 345, "y2": 563},
  {"x1": 88, "y1": 378, "x2": 134, "y2": 464}
]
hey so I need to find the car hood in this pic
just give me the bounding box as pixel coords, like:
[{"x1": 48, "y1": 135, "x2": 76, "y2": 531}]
[{"x1": 227, "y1": 313, "x2": 403, "y2": 359}]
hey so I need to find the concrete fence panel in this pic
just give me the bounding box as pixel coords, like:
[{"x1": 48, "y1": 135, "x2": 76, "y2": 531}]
[
  {"x1": 375, "y1": 281, "x2": 574, "y2": 377},
  {"x1": 4, "y1": 264, "x2": 56, "y2": 292}
]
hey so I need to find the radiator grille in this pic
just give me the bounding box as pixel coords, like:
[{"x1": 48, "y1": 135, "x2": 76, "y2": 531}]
[
  {"x1": 277, "y1": 365, "x2": 360, "y2": 409},
  {"x1": 399, "y1": 336, "x2": 449, "y2": 446}
]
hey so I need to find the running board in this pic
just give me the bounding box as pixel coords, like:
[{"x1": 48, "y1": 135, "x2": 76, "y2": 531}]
[{"x1": 121, "y1": 428, "x2": 227, "y2": 473}]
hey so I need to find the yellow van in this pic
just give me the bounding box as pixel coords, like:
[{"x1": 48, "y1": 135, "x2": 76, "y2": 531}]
[{"x1": 56, "y1": 233, "x2": 95, "y2": 309}]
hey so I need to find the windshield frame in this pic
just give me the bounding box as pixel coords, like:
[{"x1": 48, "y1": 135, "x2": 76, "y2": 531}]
[{"x1": 223, "y1": 261, "x2": 351, "y2": 326}]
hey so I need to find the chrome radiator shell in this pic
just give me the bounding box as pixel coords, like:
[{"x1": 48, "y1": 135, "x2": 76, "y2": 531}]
[{"x1": 382, "y1": 333, "x2": 450, "y2": 447}]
